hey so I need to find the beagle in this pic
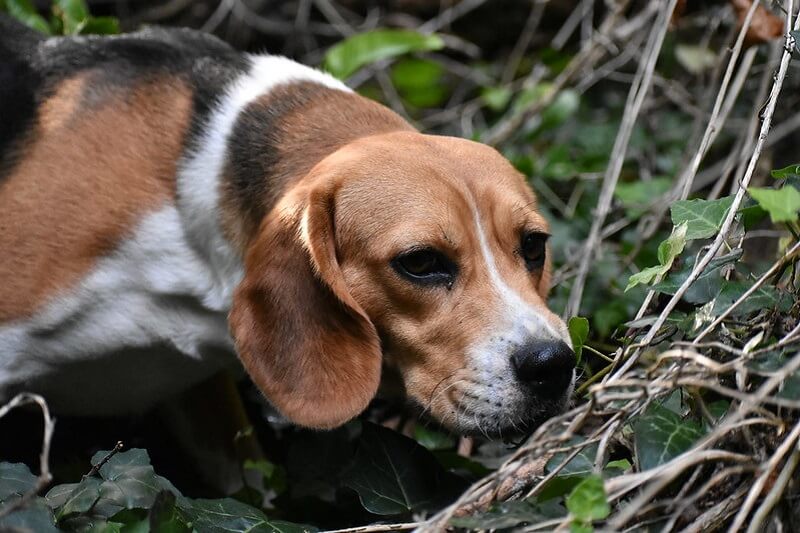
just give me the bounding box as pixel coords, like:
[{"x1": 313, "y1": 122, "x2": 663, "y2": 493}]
[{"x1": 0, "y1": 16, "x2": 575, "y2": 437}]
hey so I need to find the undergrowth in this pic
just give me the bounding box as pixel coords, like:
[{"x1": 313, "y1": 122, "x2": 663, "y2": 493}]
[{"x1": 2, "y1": 0, "x2": 800, "y2": 531}]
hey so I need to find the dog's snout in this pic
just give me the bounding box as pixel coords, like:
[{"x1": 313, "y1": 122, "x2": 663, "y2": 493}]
[{"x1": 511, "y1": 339, "x2": 575, "y2": 394}]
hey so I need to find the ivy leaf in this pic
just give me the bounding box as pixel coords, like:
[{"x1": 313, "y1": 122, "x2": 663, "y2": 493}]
[
  {"x1": 180, "y1": 498, "x2": 314, "y2": 533},
  {"x1": 5, "y1": 0, "x2": 51, "y2": 33},
  {"x1": 47, "y1": 449, "x2": 180, "y2": 521},
  {"x1": 323, "y1": 29, "x2": 444, "y2": 79},
  {"x1": 634, "y1": 403, "x2": 705, "y2": 471},
  {"x1": 0, "y1": 498, "x2": 59, "y2": 532},
  {"x1": 0, "y1": 463, "x2": 38, "y2": 503},
  {"x1": 653, "y1": 249, "x2": 742, "y2": 304},
  {"x1": 626, "y1": 223, "x2": 687, "y2": 291},
  {"x1": 568, "y1": 317, "x2": 590, "y2": 363},
  {"x1": 342, "y1": 423, "x2": 463, "y2": 515},
  {"x1": 771, "y1": 163, "x2": 800, "y2": 179},
  {"x1": 670, "y1": 196, "x2": 734, "y2": 240},
  {"x1": 748, "y1": 186, "x2": 800, "y2": 223},
  {"x1": 46, "y1": 477, "x2": 103, "y2": 519},
  {"x1": 566, "y1": 475, "x2": 609, "y2": 522},
  {"x1": 148, "y1": 491, "x2": 190, "y2": 533},
  {"x1": 712, "y1": 281, "x2": 792, "y2": 317},
  {"x1": 450, "y1": 499, "x2": 566, "y2": 530}
]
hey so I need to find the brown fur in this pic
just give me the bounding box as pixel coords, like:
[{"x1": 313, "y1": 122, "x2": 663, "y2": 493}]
[{"x1": 0, "y1": 74, "x2": 192, "y2": 321}]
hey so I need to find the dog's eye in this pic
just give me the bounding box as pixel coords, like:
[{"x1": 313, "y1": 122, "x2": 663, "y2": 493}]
[
  {"x1": 392, "y1": 249, "x2": 455, "y2": 286},
  {"x1": 521, "y1": 232, "x2": 548, "y2": 270}
]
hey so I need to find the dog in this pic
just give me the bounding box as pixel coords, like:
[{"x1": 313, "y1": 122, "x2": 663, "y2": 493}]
[{"x1": 0, "y1": 15, "x2": 575, "y2": 438}]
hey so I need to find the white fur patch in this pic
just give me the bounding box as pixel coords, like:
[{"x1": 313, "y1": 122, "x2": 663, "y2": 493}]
[
  {"x1": 176, "y1": 54, "x2": 351, "y2": 308},
  {"x1": 470, "y1": 206, "x2": 563, "y2": 342}
]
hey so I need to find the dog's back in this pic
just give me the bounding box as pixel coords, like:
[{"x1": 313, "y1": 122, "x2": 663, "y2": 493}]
[{"x1": 0, "y1": 18, "x2": 250, "y2": 412}]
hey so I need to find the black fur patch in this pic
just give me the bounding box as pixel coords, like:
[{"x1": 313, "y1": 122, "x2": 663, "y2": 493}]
[
  {"x1": 0, "y1": 16, "x2": 44, "y2": 179},
  {"x1": 226, "y1": 82, "x2": 330, "y2": 225}
]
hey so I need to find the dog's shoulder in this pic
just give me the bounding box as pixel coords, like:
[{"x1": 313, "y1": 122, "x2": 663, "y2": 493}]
[{"x1": 0, "y1": 16, "x2": 249, "y2": 178}]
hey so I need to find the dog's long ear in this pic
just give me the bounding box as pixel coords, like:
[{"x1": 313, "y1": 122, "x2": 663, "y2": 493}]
[{"x1": 229, "y1": 177, "x2": 381, "y2": 429}]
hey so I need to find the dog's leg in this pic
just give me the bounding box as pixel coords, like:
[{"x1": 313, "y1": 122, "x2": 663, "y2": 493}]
[{"x1": 156, "y1": 371, "x2": 265, "y2": 498}]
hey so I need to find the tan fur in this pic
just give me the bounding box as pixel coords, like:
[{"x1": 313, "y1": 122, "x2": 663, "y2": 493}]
[{"x1": 0, "y1": 75, "x2": 192, "y2": 321}]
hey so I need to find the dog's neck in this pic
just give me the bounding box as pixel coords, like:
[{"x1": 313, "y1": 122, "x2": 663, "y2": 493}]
[{"x1": 175, "y1": 54, "x2": 411, "y2": 309}]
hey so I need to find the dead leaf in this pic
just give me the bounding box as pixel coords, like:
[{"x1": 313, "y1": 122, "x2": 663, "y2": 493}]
[{"x1": 730, "y1": 0, "x2": 784, "y2": 46}]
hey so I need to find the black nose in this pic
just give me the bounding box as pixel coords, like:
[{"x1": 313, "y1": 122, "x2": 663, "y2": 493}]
[{"x1": 511, "y1": 340, "x2": 575, "y2": 395}]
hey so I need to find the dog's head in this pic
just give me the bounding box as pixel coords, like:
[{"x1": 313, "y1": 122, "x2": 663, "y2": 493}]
[{"x1": 229, "y1": 130, "x2": 574, "y2": 436}]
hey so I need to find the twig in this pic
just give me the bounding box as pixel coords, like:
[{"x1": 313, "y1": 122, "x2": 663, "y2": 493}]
[
  {"x1": 745, "y1": 439, "x2": 800, "y2": 533},
  {"x1": 0, "y1": 393, "x2": 55, "y2": 519},
  {"x1": 694, "y1": 240, "x2": 800, "y2": 342},
  {"x1": 611, "y1": 8, "x2": 800, "y2": 378},
  {"x1": 323, "y1": 522, "x2": 421, "y2": 533},
  {"x1": 84, "y1": 441, "x2": 124, "y2": 479},
  {"x1": 482, "y1": 0, "x2": 634, "y2": 146},
  {"x1": 729, "y1": 415, "x2": 800, "y2": 532},
  {"x1": 565, "y1": 0, "x2": 679, "y2": 318}
]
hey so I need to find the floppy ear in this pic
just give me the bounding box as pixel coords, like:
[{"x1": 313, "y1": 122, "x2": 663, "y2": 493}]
[{"x1": 229, "y1": 179, "x2": 382, "y2": 429}]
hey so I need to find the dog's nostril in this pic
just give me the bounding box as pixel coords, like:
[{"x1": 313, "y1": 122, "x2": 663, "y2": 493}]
[{"x1": 511, "y1": 340, "x2": 576, "y2": 394}]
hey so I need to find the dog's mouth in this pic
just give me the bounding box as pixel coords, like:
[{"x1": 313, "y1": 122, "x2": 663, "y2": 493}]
[{"x1": 410, "y1": 393, "x2": 570, "y2": 442}]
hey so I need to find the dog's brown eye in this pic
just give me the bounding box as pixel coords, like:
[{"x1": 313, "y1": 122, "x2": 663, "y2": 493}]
[
  {"x1": 521, "y1": 232, "x2": 548, "y2": 270},
  {"x1": 392, "y1": 249, "x2": 456, "y2": 287}
]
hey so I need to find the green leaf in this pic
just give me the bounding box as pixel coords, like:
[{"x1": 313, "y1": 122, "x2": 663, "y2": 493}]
[
  {"x1": 566, "y1": 475, "x2": 609, "y2": 522},
  {"x1": 413, "y1": 426, "x2": 455, "y2": 451},
  {"x1": 323, "y1": 29, "x2": 445, "y2": 79},
  {"x1": 626, "y1": 223, "x2": 687, "y2": 291},
  {"x1": 540, "y1": 89, "x2": 579, "y2": 131},
  {"x1": 342, "y1": 423, "x2": 462, "y2": 515},
  {"x1": 0, "y1": 463, "x2": 38, "y2": 503},
  {"x1": 657, "y1": 222, "x2": 687, "y2": 265},
  {"x1": 614, "y1": 177, "x2": 672, "y2": 216},
  {"x1": 670, "y1": 196, "x2": 734, "y2": 240},
  {"x1": 634, "y1": 403, "x2": 705, "y2": 471},
  {"x1": 81, "y1": 16, "x2": 120, "y2": 35},
  {"x1": 748, "y1": 186, "x2": 800, "y2": 223},
  {"x1": 481, "y1": 87, "x2": 513, "y2": 111},
  {"x1": 568, "y1": 317, "x2": 589, "y2": 362},
  {"x1": 0, "y1": 498, "x2": 59, "y2": 532},
  {"x1": 47, "y1": 449, "x2": 180, "y2": 521},
  {"x1": 55, "y1": 0, "x2": 89, "y2": 34},
  {"x1": 771, "y1": 163, "x2": 800, "y2": 179},
  {"x1": 148, "y1": 491, "x2": 190, "y2": 533},
  {"x1": 5, "y1": 0, "x2": 51, "y2": 33},
  {"x1": 450, "y1": 499, "x2": 566, "y2": 530},
  {"x1": 652, "y1": 249, "x2": 742, "y2": 304},
  {"x1": 46, "y1": 477, "x2": 103, "y2": 519},
  {"x1": 180, "y1": 498, "x2": 315, "y2": 533},
  {"x1": 712, "y1": 281, "x2": 792, "y2": 317},
  {"x1": 390, "y1": 58, "x2": 447, "y2": 108}
]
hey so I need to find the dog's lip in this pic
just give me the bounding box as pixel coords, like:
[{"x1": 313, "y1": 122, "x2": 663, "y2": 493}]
[{"x1": 410, "y1": 396, "x2": 568, "y2": 441}]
